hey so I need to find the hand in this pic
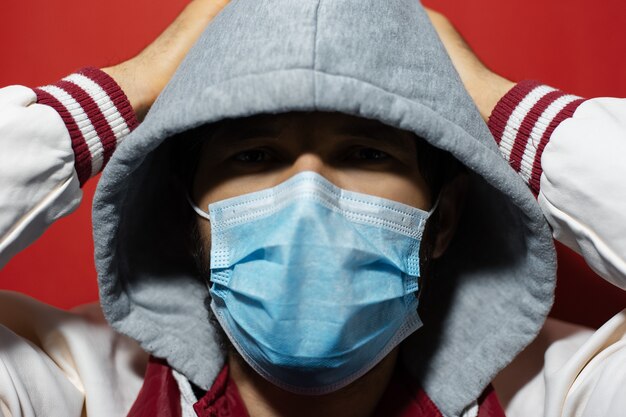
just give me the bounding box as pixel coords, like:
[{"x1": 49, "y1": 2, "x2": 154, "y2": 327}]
[
  {"x1": 425, "y1": 8, "x2": 515, "y2": 122},
  {"x1": 102, "y1": 0, "x2": 230, "y2": 120}
]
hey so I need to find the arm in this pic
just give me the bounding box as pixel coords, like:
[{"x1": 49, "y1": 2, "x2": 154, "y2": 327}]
[
  {"x1": 0, "y1": 0, "x2": 230, "y2": 270},
  {"x1": 427, "y1": 9, "x2": 626, "y2": 290},
  {"x1": 0, "y1": 68, "x2": 139, "y2": 271},
  {"x1": 0, "y1": 291, "x2": 147, "y2": 417},
  {"x1": 488, "y1": 84, "x2": 626, "y2": 290},
  {"x1": 426, "y1": 9, "x2": 626, "y2": 417},
  {"x1": 1, "y1": 1, "x2": 230, "y2": 414}
]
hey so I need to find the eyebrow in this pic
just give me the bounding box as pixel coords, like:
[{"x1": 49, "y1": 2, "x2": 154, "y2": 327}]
[{"x1": 336, "y1": 124, "x2": 417, "y2": 152}]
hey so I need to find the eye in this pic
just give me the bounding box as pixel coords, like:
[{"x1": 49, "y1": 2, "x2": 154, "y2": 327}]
[
  {"x1": 350, "y1": 148, "x2": 390, "y2": 161},
  {"x1": 232, "y1": 149, "x2": 272, "y2": 163}
]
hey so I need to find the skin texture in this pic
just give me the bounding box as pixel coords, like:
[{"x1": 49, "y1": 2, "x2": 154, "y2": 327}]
[
  {"x1": 425, "y1": 8, "x2": 515, "y2": 122},
  {"x1": 192, "y1": 112, "x2": 432, "y2": 210},
  {"x1": 102, "y1": 0, "x2": 230, "y2": 120},
  {"x1": 190, "y1": 111, "x2": 465, "y2": 417}
]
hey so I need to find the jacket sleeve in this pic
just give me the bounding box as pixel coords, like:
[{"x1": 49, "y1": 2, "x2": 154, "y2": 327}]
[
  {"x1": 494, "y1": 310, "x2": 626, "y2": 417},
  {"x1": 488, "y1": 80, "x2": 626, "y2": 290},
  {"x1": 0, "y1": 68, "x2": 137, "y2": 270},
  {"x1": 0, "y1": 293, "x2": 147, "y2": 417}
]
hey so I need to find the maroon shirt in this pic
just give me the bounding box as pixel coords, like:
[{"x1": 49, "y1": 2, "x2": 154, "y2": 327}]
[{"x1": 127, "y1": 357, "x2": 506, "y2": 417}]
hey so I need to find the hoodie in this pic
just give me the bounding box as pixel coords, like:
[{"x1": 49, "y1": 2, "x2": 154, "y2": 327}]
[{"x1": 92, "y1": 1, "x2": 556, "y2": 416}]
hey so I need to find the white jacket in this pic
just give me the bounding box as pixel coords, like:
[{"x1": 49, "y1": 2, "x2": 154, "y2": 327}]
[{"x1": 0, "y1": 73, "x2": 624, "y2": 416}]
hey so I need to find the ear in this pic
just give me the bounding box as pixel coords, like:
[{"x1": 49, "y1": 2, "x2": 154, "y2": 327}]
[{"x1": 431, "y1": 174, "x2": 468, "y2": 259}]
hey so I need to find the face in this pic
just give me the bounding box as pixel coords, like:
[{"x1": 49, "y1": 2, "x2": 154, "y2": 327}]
[
  {"x1": 188, "y1": 111, "x2": 464, "y2": 398},
  {"x1": 191, "y1": 111, "x2": 433, "y2": 245}
]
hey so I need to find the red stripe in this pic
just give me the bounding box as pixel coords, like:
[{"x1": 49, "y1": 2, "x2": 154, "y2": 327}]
[
  {"x1": 56, "y1": 80, "x2": 118, "y2": 168},
  {"x1": 78, "y1": 67, "x2": 139, "y2": 131},
  {"x1": 193, "y1": 364, "x2": 250, "y2": 417},
  {"x1": 509, "y1": 90, "x2": 563, "y2": 172},
  {"x1": 34, "y1": 88, "x2": 92, "y2": 185},
  {"x1": 488, "y1": 80, "x2": 541, "y2": 145},
  {"x1": 529, "y1": 98, "x2": 586, "y2": 193}
]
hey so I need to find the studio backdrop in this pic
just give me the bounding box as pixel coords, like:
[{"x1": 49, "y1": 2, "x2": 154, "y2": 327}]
[{"x1": 1, "y1": 0, "x2": 625, "y2": 328}]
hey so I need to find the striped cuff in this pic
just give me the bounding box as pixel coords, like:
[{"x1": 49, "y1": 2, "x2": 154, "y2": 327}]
[
  {"x1": 34, "y1": 67, "x2": 138, "y2": 186},
  {"x1": 488, "y1": 80, "x2": 586, "y2": 194}
]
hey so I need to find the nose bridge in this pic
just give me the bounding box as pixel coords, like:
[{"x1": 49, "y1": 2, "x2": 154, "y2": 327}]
[
  {"x1": 294, "y1": 152, "x2": 324, "y2": 172},
  {"x1": 274, "y1": 114, "x2": 341, "y2": 186},
  {"x1": 278, "y1": 152, "x2": 339, "y2": 186}
]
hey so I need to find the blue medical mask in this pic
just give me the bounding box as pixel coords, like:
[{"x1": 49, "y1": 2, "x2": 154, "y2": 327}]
[{"x1": 190, "y1": 172, "x2": 437, "y2": 395}]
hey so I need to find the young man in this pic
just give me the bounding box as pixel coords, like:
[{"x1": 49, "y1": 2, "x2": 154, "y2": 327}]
[{"x1": 0, "y1": 1, "x2": 624, "y2": 417}]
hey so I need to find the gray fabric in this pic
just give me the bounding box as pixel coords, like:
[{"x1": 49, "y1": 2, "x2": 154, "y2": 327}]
[{"x1": 92, "y1": 1, "x2": 556, "y2": 415}]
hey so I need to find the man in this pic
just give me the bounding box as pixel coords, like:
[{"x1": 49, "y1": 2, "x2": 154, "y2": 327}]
[
  {"x1": 88, "y1": 2, "x2": 558, "y2": 417},
  {"x1": 0, "y1": 1, "x2": 624, "y2": 417}
]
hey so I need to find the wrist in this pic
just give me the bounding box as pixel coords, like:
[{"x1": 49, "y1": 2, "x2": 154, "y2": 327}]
[
  {"x1": 102, "y1": 60, "x2": 154, "y2": 121},
  {"x1": 470, "y1": 71, "x2": 515, "y2": 123},
  {"x1": 34, "y1": 68, "x2": 138, "y2": 186},
  {"x1": 487, "y1": 80, "x2": 586, "y2": 194}
]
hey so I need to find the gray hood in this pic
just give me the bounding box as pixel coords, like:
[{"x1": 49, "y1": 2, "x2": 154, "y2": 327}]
[{"x1": 92, "y1": 1, "x2": 556, "y2": 415}]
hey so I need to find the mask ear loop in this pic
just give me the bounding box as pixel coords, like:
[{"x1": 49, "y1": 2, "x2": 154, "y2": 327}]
[
  {"x1": 426, "y1": 194, "x2": 441, "y2": 219},
  {"x1": 186, "y1": 193, "x2": 211, "y2": 221}
]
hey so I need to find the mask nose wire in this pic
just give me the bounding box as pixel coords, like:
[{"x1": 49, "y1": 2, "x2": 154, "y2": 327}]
[
  {"x1": 186, "y1": 170, "x2": 441, "y2": 223},
  {"x1": 188, "y1": 191, "x2": 441, "y2": 223},
  {"x1": 186, "y1": 192, "x2": 211, "y2": 221}
]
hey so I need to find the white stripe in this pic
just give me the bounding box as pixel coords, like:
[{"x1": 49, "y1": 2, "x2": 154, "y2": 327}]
[
  {"x1": 172, "y1": 370, "x2": 198, "y2": 417},
  {"x1": 518, "y1": 94, "x2": 581, "y2": 182},
  {"x1": 63, "y1": 73, "x2": 130, "y2": 146},
  {"x1": 499, "y1": 85, "x2": 556, "y2": 161},
  {"x1": 39, "y1": 85, "x2": 103, "y2": 176}
]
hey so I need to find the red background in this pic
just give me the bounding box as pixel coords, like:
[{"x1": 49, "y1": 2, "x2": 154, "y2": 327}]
[{"x1": 0, "y1": 0, "x2": 625, "y2": 328}]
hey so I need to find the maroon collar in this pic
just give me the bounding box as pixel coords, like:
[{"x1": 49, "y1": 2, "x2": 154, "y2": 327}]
[
  {"x1": 127, "y1": 357, "x2": 506, "y2": 417},
  {"x1": 193, "y1": 364, "x2": 249, "y2": 417},
  {"x1": 126, "y1": 357, "x2": 183, "y2": 417}
]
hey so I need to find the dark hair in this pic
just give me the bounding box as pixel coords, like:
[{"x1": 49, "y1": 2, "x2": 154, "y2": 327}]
[{"x1": 412, "y1": 136, "x2": 464, "y2": 311}]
